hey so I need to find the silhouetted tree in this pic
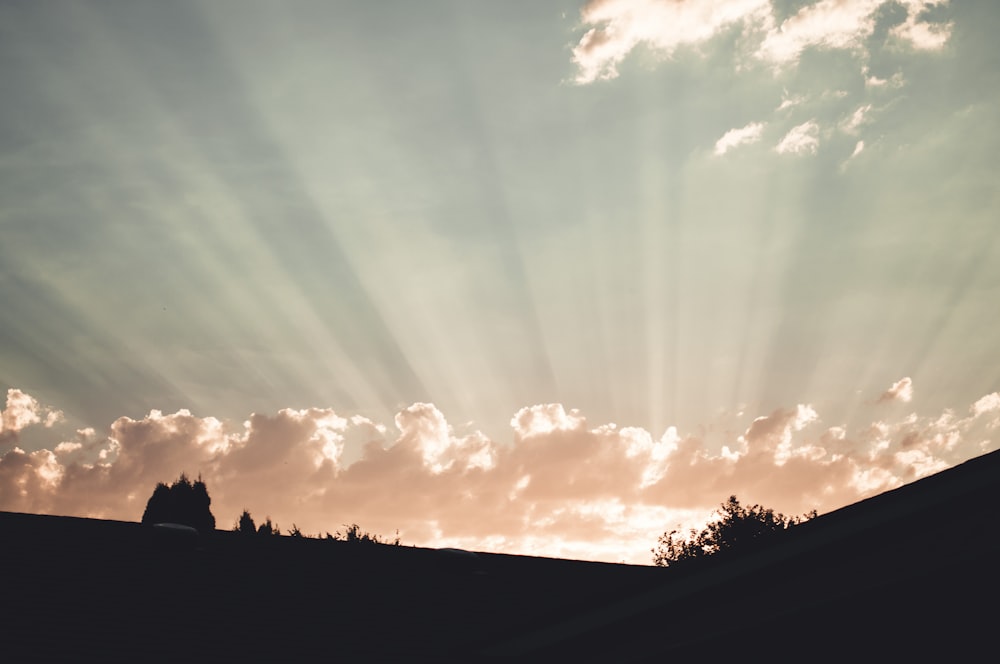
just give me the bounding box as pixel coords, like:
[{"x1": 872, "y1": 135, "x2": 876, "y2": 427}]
[
  {"x1": 257, "y1": 517, "x2": 280, "y2": 536},
  {"x1": 653, "y1": 495, "x2": 815, "y2": 567},
  {"x1": 140, "y1": 473, "x2": 216, "y2": 533},
  {"x1": 141, "y1": 482, "x2": 173, "y2": 525},
  {"x1": 234, "y1": 509, "x2": 256, "y2": 535}
]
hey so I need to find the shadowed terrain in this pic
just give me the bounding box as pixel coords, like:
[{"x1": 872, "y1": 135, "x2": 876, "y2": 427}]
[{"x1": 3, "y1": 449, "x2": 999, "y2": 662}]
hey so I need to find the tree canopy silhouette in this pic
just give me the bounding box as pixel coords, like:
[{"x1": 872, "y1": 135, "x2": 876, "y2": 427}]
[
  {"x1": 653, "y1": 495, "x2": 815, "y2": 567},
  {"x1": 141, "y1": 473, "x2": 216, "y2": 533},
  {"x1": 234, "y1": 509, "x2": 256, "y2": 535}
]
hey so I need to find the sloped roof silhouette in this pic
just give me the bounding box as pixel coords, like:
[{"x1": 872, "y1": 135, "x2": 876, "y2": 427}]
[{"x1": 3, "y1": 448, "x2": 998, "y2": 662}]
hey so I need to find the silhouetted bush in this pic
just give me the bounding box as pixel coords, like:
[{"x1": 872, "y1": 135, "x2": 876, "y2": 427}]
[
  {"x1": 327, "y1": 523, "x2": 400, "y2": 545},
  {"x1": 140, "y1": 473, "x2": 216, "y2": 533},
  {"x1": 653, "y1": 495, "x2": 815, "y2": 567}
]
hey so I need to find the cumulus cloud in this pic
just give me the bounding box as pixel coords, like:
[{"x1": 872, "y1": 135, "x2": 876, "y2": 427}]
[
  {"x1": 1, "y1": 386, "x2": 996, "y2": 563},
  {"x1": 714, "y1": 121, "x2": 766, "y2": 155},
  {"x1": 878, "y1": 376, "x2": 914, "y2": 403},
  {"x1": 775, "y1": 120, "x2": 820, "y2": 155},
  {"x1": 0, "y1": 389, "x2": 63, "y2": 446}
]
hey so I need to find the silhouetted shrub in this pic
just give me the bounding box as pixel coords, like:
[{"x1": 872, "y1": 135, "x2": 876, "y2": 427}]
[
  {"x1": 141, "y1": 473, "x2": 216, "y2": 533},
  {"x1": 653, "y1": 495, "x2": 815, "y2": 567},
  {"x1": 329, "y1": 523, "x2": 400, "y2": 545}
]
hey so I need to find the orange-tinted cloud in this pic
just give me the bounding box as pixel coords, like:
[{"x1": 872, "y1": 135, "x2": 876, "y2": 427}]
[
  {"x1": 0, "y1": 388, "x2": 63, "y2": 446},
  {"x1": 1, "y1": 390, "x2": 996, "y2": 563}
]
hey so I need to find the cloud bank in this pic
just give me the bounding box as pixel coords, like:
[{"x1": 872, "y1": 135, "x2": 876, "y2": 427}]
[{"x1": 2, "y1": 381, "x2": 997, "y2": 563}]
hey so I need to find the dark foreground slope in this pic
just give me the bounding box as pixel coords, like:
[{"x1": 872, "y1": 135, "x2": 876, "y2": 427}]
[
  {"x1": 1, "y1": 511, "x2": 663, "y2": 662},
  {"x1": 3, "y1": 449, "x2": 999, "y2": 662}
]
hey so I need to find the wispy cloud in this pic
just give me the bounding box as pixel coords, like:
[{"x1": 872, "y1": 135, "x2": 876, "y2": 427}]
[
  {"x1": 714, "y1": 121, "x2": 766, "y2": 155},
  {"x1": 2, "y1": 386, "x2": 996, "y2": 563},
  {"x1": 841, "y1": 104, "x2": 874, "y2": 134}
]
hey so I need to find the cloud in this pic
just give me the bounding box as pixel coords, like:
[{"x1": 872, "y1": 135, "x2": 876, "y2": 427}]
[
  {"x1": 971, "y1": 393, "x2": 1000, "y2": 419},
  {"x1": 878, "y1": 376, "x2": 914, "y2": 403},
  {"x1": 1, "y1": 386, "x2": 995, "y2": 563},
  {"x1": 569, "y1": 1, "x2": 953, "y2": 161},
  {"x1": 570, "y1": 0, "x2": 953, "y2": 83},
  {"x1": 714, "y1": 121, "x2": 766, "y2": 155},
  {"x1": 0, "y1": 389, "x2": 63, "y2": 446},
  {"x1": 570, "y1": 0, "x2": 772, "y2": 84},
  {"x1": 776, "y1": 92, "x2": 806, "y2": 111},
  {"x1": 775, "y1": 120, "x2": 820, "y2": 155},
  {"x1": 890, "y1": 2, "x2": 953, "y2": 51},
  {"x1": 841, "y1": 104, "x2": 874, "y2": 134},
  {"x1": 864, "y1": 69, "x2": 905, "y2": 89}
]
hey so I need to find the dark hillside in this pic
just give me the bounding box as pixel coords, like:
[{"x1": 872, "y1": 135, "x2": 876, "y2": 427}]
[
  {"x1": 1, "y1": 511, "x2": 662, "y2": 662},
  {"x1": 3, "y1": 448, "x2": 999, "y2": 662}
]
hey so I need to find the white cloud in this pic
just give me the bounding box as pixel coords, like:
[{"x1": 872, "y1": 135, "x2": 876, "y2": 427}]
[
  {"x1": 1, "y1": 386, "x2": 996, "y2": 564},
  {"x1": 840, "y1": 139, "x2": 866, "y2": 171},
  {"x1": 890, "y1": 1, "x2": 953, "y2": 51},
  {"x1": 571, "y1": 0, "x2": 953, "y2": 83},
  {"x1": 776, "y1": 93, "x2": 806, "y2": 111},
  {"x1": 972, "y1": 393, "x2": 1000, "y2": 418},
  {"x1": 714, "y1": 121, "x2": 766, "y2": 155},
  {"x1": 569, "y1": 0, "x2": 954, "y2": 161},
  {"x1": 878, "y1": 376, "x2": 914, "y2": 403},
  {"x1": 570, "y1": 0, "x2": 772, "y2": 84},
  {"x1": 863, "y1": 67, "x2": 906, "y2": 89},
  {"x1": 775, "y1": 120, "x2": 820, "y2": 155},
  {"x1": 757, "y1": 0, "x2": 883, "y2": 65},
  {"x1": 512, "y1": 403, "x2": 586, "y2": 438}
]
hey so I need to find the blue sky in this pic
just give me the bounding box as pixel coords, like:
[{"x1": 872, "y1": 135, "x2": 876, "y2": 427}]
[{"x1": 1, "y1": 0, "x2": 998, "y2": 562}]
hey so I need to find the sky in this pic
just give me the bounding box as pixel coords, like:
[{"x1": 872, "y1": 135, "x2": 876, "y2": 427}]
[{"x1": 1, "y1": 0, "x2": 998, "y2": 563}]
